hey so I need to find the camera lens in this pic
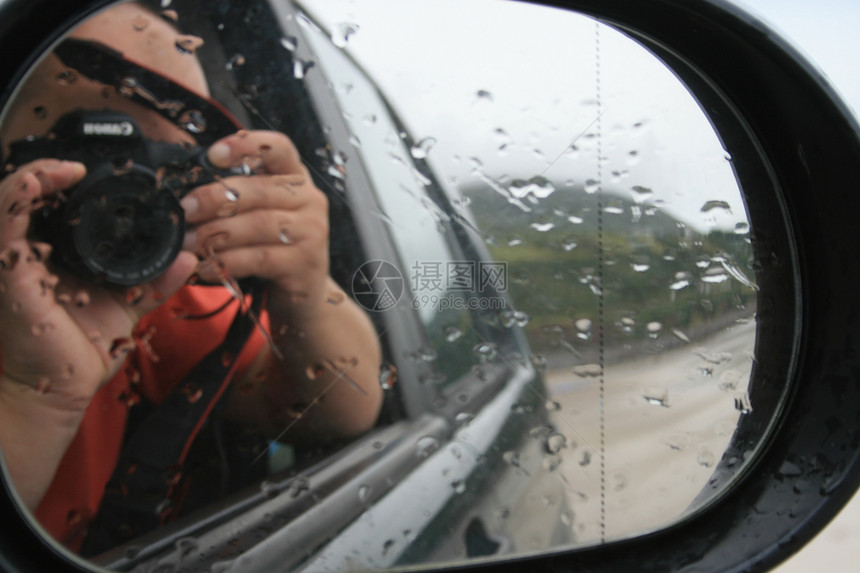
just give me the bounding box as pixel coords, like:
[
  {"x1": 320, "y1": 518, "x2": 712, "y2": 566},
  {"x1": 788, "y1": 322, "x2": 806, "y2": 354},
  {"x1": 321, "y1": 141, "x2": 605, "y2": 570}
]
[{"x1": 59, "y1": 165, "x2": 185, "y2": 286}]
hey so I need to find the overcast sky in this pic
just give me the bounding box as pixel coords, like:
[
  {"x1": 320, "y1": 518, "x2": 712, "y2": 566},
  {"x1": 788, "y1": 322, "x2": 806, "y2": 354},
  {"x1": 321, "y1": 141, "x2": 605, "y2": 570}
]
[{"x1": 301, "y1": 0, "x2": 859, "y2": 233}]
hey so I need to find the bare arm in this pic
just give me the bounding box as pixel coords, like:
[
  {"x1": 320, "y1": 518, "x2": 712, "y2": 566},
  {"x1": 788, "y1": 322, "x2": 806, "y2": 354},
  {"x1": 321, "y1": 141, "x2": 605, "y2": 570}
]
[{"x1": 182, "y1": 131, "x2": 383, "y2": 444}]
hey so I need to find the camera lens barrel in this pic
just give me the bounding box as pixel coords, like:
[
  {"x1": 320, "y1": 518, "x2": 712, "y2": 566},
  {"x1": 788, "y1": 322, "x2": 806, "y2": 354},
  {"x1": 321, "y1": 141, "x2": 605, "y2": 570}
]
[
  {"x1": 45, "y1": 163, "x2": 186, "y2": 286},
  {"x1": 7, "y1": 110, "x2": 209, "y2": 287}
]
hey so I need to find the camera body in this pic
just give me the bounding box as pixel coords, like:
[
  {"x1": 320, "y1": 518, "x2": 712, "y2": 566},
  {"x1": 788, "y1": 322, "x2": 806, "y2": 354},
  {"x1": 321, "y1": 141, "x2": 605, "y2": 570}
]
[{"x1": 7, "y1": 109, "x2": 226, "y2": 286}]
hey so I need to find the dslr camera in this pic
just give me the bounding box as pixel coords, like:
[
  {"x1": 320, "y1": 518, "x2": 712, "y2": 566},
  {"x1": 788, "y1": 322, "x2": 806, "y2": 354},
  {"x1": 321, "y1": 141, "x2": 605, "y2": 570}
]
[{"x1": 7, "y1": 109, "x2": 235, "y2": 286}]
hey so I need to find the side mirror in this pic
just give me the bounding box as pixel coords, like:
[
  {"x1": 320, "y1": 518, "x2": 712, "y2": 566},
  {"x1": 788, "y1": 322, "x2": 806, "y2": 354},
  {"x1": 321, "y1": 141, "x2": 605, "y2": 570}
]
[{"x1": 0, "y1": 1, "x2": 858, "y2": 572}]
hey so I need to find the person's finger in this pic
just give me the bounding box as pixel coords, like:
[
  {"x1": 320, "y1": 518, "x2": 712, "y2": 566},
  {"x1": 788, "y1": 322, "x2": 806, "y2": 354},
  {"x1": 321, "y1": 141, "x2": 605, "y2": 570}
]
[
  {"x1": 180, "y1": 172, "x2": 327, "y2": 226},
  {"x1": 113, "y1": 251, "x2": 198, "y2": 323},
  {"x1": 0, "y1": 160, "x2": 87, "y2": 244},
  {"x1": 194, "y1": 242, "x2": 328, "y2": 286},
  {"x1": 182, "y1": 203, "x2": 327, "y2": 255},
  {"x1": 206, "y1": 130, "x2": 306, "y2": 176}
]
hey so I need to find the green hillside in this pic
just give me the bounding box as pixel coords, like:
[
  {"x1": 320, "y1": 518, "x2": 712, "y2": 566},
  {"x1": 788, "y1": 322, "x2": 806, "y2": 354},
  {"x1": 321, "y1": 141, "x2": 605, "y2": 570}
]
[{"x1": 459, "y1": 177, "x2": 757, "y2": 357}]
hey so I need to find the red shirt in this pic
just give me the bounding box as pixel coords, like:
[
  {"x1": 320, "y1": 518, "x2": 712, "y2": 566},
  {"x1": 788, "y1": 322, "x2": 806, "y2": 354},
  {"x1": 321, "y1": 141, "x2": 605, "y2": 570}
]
[{"x1": 28, "y1": 285, "x2": 266, "y2": 551}]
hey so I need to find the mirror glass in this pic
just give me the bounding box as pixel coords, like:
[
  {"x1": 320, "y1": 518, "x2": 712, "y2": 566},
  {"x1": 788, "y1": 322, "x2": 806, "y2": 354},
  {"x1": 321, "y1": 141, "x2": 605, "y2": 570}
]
[{"x1": 0, "y1": 0, "x2": 792, "y2": 570}]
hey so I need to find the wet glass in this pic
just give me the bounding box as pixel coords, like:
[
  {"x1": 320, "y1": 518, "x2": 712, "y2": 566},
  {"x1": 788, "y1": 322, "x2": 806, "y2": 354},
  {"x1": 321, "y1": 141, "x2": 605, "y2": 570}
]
[
  {"x1": 303, "y1": 0, "x2": 764, "y2": 550},
  {"x1": 0, "y1": 0, "x2": 794, "y2": 570}
]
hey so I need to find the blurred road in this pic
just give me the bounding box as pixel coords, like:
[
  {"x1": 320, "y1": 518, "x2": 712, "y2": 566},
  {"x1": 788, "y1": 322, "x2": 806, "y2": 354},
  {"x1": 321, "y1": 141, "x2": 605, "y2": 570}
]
[{"x1": 544, "y1": 320, "x2": 755, "y2": 543}]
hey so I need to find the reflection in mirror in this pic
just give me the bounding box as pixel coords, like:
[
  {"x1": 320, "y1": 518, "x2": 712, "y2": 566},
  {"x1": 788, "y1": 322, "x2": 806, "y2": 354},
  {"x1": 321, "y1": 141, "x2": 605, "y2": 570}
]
[{"x1": 0, "y1": 0, "x2": 792, "y2": 571}]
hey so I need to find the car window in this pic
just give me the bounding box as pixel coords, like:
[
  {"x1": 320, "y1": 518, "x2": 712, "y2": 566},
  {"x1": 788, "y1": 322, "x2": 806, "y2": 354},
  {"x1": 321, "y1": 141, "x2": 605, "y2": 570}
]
[{"x1": 300, "y1": 18, "x2": 492, "y2": 391}]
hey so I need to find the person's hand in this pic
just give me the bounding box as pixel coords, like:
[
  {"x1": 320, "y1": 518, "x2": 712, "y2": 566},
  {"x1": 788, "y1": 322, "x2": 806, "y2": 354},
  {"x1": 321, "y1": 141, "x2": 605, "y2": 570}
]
[
  {"x1": 0, "y1": 159, "x2": 197, "y2": 411},
  {"x1": 181, "y1": 130, "x2": 331, "y2": 319}
]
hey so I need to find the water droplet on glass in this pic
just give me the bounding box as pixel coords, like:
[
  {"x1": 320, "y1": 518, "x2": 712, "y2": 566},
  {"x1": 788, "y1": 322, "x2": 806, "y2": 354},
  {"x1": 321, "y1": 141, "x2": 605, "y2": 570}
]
[
  {"x1": 124, "y1": 546, "x2": 142, "y2": 560},
  {"x1": 379, "y1": 363, "x2": 398, "y2": 390},
  {"x1": 572, "y1": 363, "x2": 601, "y2": 378},
  {"x1": 584, "y1": 179, "x2": 600, "y2": 194},
  {"x1": 358, "y1": 484, "x2": 371, "y2": 502},
  {"x1": 701, "y1": 200, "x2": 732, "y2": 213},
  {"x1": 670, "y1": 279, "x2": 690, "y2": 291},
  {"x1": 132, "y1": 14, "x2": 150, "y2": 31},
  {"x1": 56, "y1": 70, "x2": 78, "y2": 86},
  {"x1": 444, "y1": 326, "x2": 464, "y2": 342},
  {"x1": 510, "y1": 180, "x2": 556, "y2": 200},
  {"x1": 702, "y1": 270, "x2": 730, "y2": 284},
  {"x1": 416, "y1": 435, "x2": 440, "y2": 458},
  {"x1": 305, "y1": 363, "x2": 324, "y2": 380},
  {"x1": 455, "y1": 412, "x2": 474, "y2": 426},
  {"x1": 109, "y1": 337, "x2": 135, "y2": 360},
  {"x1": 560, "y1": 237, "x2": 578, "y2": 251},
  {"x1": 631, "y1": 185, "x2": 653, "y2": 202},
  {"x1": 476, "y1": 89, "x2": 493, "y2": 101},
  {"x1": 734, "y1": 392, "x2": 753, "y2": 414},
  {"x1": 217, "y1": 200, "x2": 239, "y2": 218},
  {"x1": 412, "y1": 346, "x2": 437, "y2": 363},
  {"x1": 183, "y1": 383, "x2": 203, "y2": 404},
  {"x1": 530, "y1": 353, "x2": 547, "y2": 372},
  {"x1": 126, "y1": 286, "x2": 145, "y2": 305},
  {"x1": 259, "y1": 480, "x2": 280, "y2": 499},
  {"x1": 410, "y1": 137, "x2": 437, "y2": 159},
  {"x1": 276, "y1": 36, "x2": 297, "y2": 55},
  {"x1": 293, "y1": 59, "x2": 315, "y2": 79},
  {"x1": 331, "y1": 22, "x2": 360, "y2": 48},
  {"x1": 175, "y1": 537, "x2": 199, "y2": 558},
  {"x1": 632, "y1": 263, "x2": 650, "y2": 273},
  {"x1": 507, "y1": 236, "x2": 525, "y2": 247},
  {"x1": 643, "y1": 388, "x2": 670, "y2": 408},
  {"x1": 697, "y1": 449, "x2": 716, "y2": 468},
  {"x1": 545, "y1": 433, "x2": 567, "y2": 454},
  {"x1": 695, "y1": 348, "x2": 732, "y2": 364},
  {"x1": 575, "y1": 318, "x2": 592, "y2": 340},
  {"x1": 511, "y1": 271, "x2": 530, "y2": 285},
  {"x1": 179, "y1": 109, "x2": 206, "y2": 134},
  {"x1": 287, "y1": 477, "x2": 310, "y2": 498},
  {"x1": 473, "y1": 342, "x2": 498, "y2": 362},
  {"x1": 513, "y1": 311, "x2": 530, "y2": 327},
  {"x1": 226, "y1": 53, "x2": 246, "y2": 70},
  {"x1": 175, "y1": 35, "x2": 204, "y2": 55},
  {"x1": 735, "y1": 222, "x2": 750, "y2": 235},
  {"x1": 502, "y1": 451, "x2": 528, "y2": 473},
  {"x1": 672, "y1": 329, "x2": 691, "y2": 343},
  {"x1": 326, "y1": 290, "x2": 345, "y2": 305},
  {"x1": 530, "y1": 222, "x2": 555, "y2": 232},
  {"x1": 34, "y1": 377, "x2": 51, "y2": 394},
  {"x1": 160, "y1": 5, "x2": 178, "y2": 21}
]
